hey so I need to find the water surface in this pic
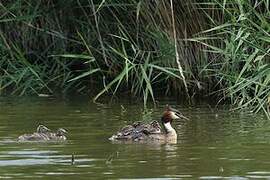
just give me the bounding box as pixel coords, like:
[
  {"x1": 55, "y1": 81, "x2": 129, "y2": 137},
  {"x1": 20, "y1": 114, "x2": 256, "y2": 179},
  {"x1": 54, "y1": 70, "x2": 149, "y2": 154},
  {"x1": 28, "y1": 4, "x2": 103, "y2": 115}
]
[{"x1": 0, "y1": 97, "x2": 269, "y2": 179}]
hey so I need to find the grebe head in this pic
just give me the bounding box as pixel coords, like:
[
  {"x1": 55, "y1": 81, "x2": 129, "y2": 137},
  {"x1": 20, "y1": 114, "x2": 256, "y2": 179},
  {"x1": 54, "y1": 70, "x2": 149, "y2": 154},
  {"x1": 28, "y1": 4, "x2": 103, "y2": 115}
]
[
  {"x1": 37, "y1": 125, "x2": 51, "y2": 133},
  {"x1": 56, "y1": 128, "x2": 68, "y2": 136},
  {"x1": 161, "y1": 105, "x2": 188, "y2": 133}
]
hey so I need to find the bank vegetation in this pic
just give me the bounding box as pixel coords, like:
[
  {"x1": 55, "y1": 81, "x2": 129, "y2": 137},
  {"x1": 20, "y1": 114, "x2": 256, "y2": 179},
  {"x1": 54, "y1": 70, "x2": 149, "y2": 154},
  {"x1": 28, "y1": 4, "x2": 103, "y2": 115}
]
[{"x1": 0, "y1": 0, "x2": 269, "y2": 118}]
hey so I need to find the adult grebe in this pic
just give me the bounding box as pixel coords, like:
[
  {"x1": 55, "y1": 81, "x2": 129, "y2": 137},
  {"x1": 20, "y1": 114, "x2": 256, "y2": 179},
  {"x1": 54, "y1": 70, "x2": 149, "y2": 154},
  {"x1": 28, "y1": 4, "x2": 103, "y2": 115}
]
[{"x1": 109, "y1": 105, "x2": 188, "y2": 143}]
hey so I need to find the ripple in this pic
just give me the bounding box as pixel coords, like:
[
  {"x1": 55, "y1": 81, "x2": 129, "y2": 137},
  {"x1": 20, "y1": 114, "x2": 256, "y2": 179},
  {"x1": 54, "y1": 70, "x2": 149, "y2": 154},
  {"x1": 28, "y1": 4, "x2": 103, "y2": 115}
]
[
  {"x1": 246, "y1": 175, "x2": 270, "y2": 179},
  {"x1": 247, "y1": 171, "x2": 270, "y2": 175},
  {"x1": 0, "y1": 158, "x2": 53, "y2": 166},
  {"x1": 36, "y1": 172, "x2": 80, "y2": 175},
  {"x1": 120, "y1": 178, "x2": 180, "y2": 180},
  {"x1": 7, "y1": 150, "x2": 57, "y2": 155},
  {"x1": 0, "y1": 176, "x2": 12, "y2": 179}
]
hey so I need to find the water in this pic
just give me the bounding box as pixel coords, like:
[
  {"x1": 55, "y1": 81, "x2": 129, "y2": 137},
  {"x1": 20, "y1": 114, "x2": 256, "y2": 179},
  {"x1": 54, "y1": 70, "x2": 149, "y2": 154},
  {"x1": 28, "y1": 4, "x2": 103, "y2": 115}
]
[{"x1": 0, "y1": 96, "x2": 269, "y2": 179}]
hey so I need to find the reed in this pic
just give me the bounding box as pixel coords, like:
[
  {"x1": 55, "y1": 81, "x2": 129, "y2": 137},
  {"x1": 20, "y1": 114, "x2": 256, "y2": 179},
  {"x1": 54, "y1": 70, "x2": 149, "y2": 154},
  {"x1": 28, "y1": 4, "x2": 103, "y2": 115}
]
[
  {"x1": 0, "y1": 0, "x2": 269, "y2": 117},
  {"x1": 190, "y1": 0, "x2": 270, "y2": 117}
]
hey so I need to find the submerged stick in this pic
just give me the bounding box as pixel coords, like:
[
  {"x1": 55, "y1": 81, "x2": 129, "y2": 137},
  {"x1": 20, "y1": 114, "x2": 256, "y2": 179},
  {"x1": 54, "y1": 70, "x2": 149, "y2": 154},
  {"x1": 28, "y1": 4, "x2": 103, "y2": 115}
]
[{"x1": 71, "y1": 153, "x2": 75, "y2": 165}]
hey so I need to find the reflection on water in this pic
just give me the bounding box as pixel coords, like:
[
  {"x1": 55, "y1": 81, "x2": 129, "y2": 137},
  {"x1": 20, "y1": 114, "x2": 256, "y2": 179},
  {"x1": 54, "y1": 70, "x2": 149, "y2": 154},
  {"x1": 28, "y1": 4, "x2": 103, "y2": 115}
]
[{"x1": 0, "y1": 96, "x2": 269, "y2": 179}]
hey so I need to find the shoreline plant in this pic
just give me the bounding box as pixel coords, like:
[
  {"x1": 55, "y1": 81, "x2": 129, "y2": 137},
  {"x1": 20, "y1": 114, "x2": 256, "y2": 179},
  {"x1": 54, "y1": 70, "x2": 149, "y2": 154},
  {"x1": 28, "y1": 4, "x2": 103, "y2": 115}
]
[{"x1": 0, "y1": 1, "x2": 269, "y2": 117}]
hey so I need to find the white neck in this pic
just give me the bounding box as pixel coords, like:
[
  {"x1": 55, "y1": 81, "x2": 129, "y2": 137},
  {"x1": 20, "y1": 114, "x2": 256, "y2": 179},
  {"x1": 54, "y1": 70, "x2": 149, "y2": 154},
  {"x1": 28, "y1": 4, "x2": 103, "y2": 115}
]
[
  {"x1": 163, "y1": 122, "x2": 177, "y2": 141},
  {"x1": 164, "y1": 122, "x2": 175, "y2": 133}
]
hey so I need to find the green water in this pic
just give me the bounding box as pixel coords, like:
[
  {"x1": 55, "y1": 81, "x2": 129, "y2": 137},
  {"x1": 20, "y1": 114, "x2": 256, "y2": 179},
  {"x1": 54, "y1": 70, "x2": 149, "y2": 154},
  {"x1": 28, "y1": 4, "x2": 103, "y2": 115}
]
[{"x1": 0, "y1": 97, "x2": 269, "y2": 179}]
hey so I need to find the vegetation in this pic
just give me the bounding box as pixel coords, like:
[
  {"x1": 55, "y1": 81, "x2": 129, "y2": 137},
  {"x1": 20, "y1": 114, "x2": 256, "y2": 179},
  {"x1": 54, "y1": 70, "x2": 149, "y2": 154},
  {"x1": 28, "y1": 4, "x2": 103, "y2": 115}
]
[{"x1": 0, "y1": 1, "x2": 269, "y2": 118}]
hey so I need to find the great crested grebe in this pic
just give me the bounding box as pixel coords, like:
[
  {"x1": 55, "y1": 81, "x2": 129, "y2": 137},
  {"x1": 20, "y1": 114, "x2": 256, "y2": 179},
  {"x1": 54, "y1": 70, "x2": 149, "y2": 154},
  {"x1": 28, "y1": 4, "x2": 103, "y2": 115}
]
[
  {"x1": 18, "y1": 125, "x2": 51, "y2": 141},
  {"x1": 109, "y1": 105, "x2": 188, "y2": 143},
  {"x1": 18, "y1": 125, "x2": 68, "y2": 142}
]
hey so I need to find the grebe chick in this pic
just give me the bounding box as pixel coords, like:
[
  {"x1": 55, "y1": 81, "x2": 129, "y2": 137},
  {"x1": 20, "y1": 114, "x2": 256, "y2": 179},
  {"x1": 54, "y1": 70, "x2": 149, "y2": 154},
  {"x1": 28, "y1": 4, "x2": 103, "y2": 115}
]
[
  {"x1": 37, "y1": 125, "x2": 51, "y2": 133},
  {"x1": 18, "y1": 124, "x2": 51, "y2": 142},
  {"x1": 47, "y1": 128, "x2": 68, "y2": 141}
]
